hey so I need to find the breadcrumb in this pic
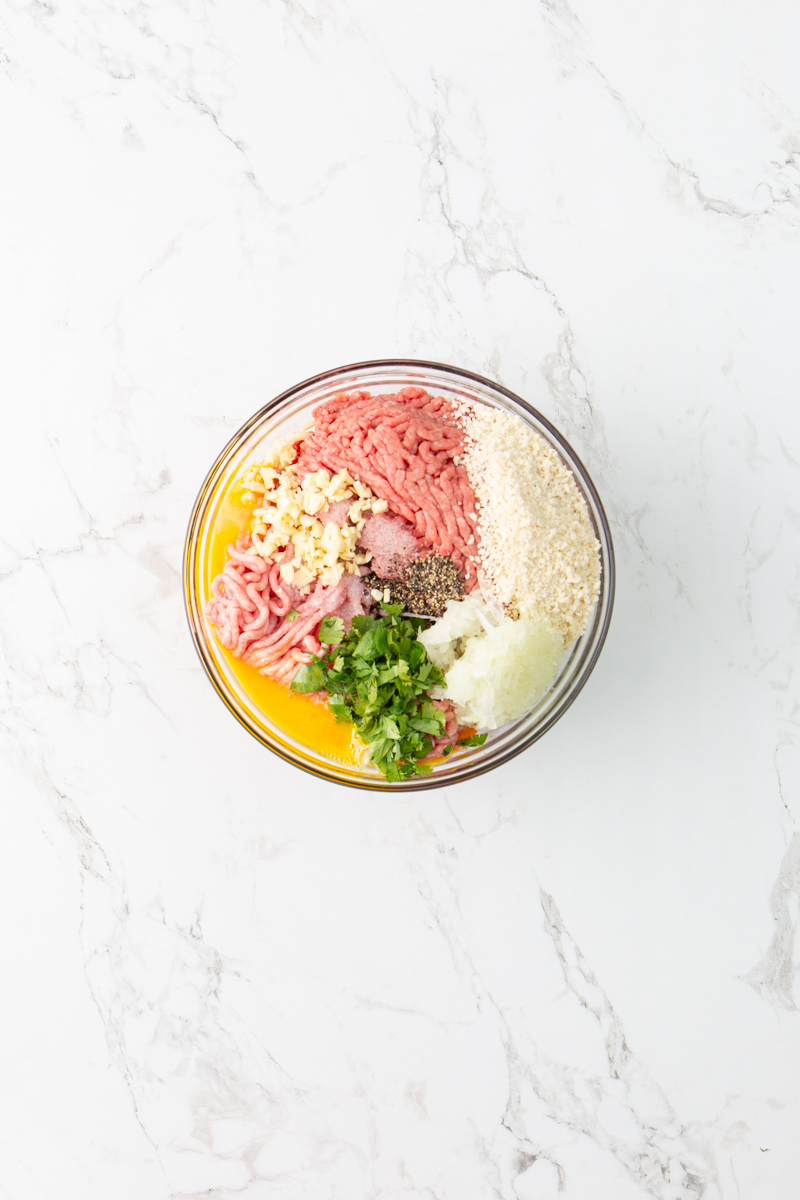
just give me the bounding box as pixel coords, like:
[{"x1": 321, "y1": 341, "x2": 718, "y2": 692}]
[{"x1": 457, "y1": 405, "x2": 600, "y2": 643}]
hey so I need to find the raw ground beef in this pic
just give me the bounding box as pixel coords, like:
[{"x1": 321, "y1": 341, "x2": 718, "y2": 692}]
[{"x1": 295, "y1": 387, "x2": 481, "y2": 589}]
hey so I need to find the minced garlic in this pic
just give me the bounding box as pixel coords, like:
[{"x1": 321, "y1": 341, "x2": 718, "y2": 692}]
[{"x1": 238, "y1": 449, "x2": 387, "y2": 591}]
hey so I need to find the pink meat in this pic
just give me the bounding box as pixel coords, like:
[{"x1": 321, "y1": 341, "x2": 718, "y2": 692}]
[
  {"x1": 332, "y1": 570, "x2": 371, "y2": 627},
  {"x1": 426, "y1": 698, "x2": 460, "y2": 758},
  {"x1": 357, "y1": 511, "x2": 427, "y2": 578},
  {"x1": 295, "y1": 387, "x2": 480, "y2": 589},
  {"x1": 205, "y1": 534, "x2": 368, "y2": 684},
  {"x1": 319, "y1": 498, "x2": 351, "y2": 527}
]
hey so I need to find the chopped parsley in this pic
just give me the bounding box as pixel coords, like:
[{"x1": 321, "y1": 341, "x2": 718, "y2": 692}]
[
  {"x1": 285, "y1": 607, "x2": 300, "y2": 623},
  {"x1": 291, "y1": 605, "x2": 449, "y2": 781},
  {"x1": 318, "y1": 615, "x2": 344, "y2": 645},
  {"x1": 290, "y1": 660, "x2": 326, "y2": 693}
]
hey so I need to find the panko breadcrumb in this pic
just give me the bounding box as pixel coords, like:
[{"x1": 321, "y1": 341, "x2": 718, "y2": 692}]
[{"x1": 457, "y1": 405, "x2": 600, "y2": 643}]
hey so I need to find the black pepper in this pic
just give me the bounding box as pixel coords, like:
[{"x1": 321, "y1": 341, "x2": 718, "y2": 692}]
[{"x1": 365, "y1": 554, "x2": 465, "y2": 618}]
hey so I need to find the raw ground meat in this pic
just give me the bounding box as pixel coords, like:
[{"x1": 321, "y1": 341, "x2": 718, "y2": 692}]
[
  {"x1": 427, "y1": 698, "x2": 459, "y2": 758},
  {"x1": 334, "y1": 571, "x2": 371, "y2": 628},
  {"x1": 206, "y1": 535, "x2": 369, "y2": 685},
  {"x1": 319, "y1": 498, "x2": 351, "y2": 527},
  {"x1": 295, "y1": 387, "x2": 481, "y2": 589}
]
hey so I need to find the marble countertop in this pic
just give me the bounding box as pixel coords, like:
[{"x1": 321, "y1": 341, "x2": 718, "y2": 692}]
[{"x1": 2, "y1": 2, "x2": 799, "y2": 1197}]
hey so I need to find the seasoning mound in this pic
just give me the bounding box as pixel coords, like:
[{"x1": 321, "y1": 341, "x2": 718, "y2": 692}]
[
  {"x1": 458, "y1": 406, "x2": 600, "y2": 643},
  {"x1": 366, "y1": 554, "x2": 465, "y2": 618}
]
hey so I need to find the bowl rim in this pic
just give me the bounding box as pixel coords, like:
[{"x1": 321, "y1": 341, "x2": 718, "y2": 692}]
[{"x1": 183, "y1": 358, "x2": 616, "y2": 791}]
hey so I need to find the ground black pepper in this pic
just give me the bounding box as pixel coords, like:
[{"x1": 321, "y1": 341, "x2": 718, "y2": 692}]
[{"x1": 366, "y1": 554, "x2": 465, "y2": 618}]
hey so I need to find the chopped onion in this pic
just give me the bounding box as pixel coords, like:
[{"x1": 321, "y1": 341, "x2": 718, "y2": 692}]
[{"x1": 419, "y1": 596, "x2": 564, "y2": 730}]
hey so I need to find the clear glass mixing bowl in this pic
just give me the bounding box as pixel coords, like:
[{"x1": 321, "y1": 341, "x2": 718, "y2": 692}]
[{"x1": 183, "y1": 359, "x2": 615, "y2": 791}]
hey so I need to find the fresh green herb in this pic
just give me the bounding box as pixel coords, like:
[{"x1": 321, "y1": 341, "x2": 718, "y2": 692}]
[
  {"x1": 458, "y1": 732, "x2": 488, "y2": 748},
  {"x1": 318, "y1": 616, "x2": 345, "y2": 645},
  {"x1": 290, "y1": 661, "x2": 326, "y2": 693},
  {"x1": 285, "y1": 607, "x2": 300, "y2": 623},
  {"x1": 291, "y1": 610, "x2": 449, "y2": 780}
]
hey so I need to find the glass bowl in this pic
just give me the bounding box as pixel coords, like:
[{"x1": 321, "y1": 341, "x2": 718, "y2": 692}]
[{"x1": 183, "y1": 359, "x2": 615, "y2": 791}]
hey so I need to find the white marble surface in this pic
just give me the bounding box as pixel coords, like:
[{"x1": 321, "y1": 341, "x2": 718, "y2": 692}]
[{"x1": 1, "y1": 1, "x2": 799, "y2": 1196}]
